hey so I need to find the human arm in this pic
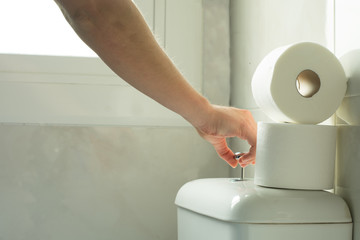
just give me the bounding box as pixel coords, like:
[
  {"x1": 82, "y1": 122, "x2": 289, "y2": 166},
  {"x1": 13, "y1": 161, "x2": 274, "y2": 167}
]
[{"x1": 54, "y1": 0, "x2": 256, "y2": 167}]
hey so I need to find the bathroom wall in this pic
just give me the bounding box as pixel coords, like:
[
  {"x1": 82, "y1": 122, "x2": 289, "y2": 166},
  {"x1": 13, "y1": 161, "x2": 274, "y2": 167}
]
[
  {"x1": 0, "y1": 1, "x2": 231, "y2": 240},
  {"x1": 229, "y1": 0, "x2": 335, "y2": 178},
  {"x1": 0, "y1": 125, "x2": 226, "y2": 240}
]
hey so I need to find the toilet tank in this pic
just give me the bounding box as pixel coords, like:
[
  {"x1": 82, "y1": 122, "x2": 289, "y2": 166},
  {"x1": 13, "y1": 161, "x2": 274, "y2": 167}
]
[{"x1": 175, "y1": 178, "x2": 352, "y2": 240}]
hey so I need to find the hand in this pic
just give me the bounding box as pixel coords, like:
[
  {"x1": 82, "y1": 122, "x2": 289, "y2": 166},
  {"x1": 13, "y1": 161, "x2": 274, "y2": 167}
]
[{"x1": 194, "y1": 105, "x2": 257, "y2": 168}]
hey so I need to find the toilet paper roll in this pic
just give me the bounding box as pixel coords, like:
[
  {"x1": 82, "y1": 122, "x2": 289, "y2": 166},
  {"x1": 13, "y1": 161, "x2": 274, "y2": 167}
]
[
  {"x1": 337, "y1": 50, "x2": 360, "y2": 125},
  {"x1": 252, "y1": 42, "x2": 347, "y2": 124},
  {"x1": 254, "y1": 122, "x2": 336, "y2": 190},
  {"x1": 337, "y1": 96, "x2": 360, "y2": 125}
]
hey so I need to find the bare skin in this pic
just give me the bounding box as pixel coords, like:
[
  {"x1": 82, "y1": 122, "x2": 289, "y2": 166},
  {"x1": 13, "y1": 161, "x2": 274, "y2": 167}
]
[{"x1": 54, "y1": 0, "x2": 257, "y2": 168}]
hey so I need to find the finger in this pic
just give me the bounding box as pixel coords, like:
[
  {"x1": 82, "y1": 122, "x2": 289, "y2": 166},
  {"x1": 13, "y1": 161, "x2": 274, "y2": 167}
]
[
  {"x1": 212, "y1": 138, "x2": 238, "y2": 168},
  {"x1": 241, "y1": 151, "x2": 256, "y2": 167},
  {"x1": 238, "y1": 146, "x2": 256, "y2": 168},
  {"x1": 239, "y1": 154, "x2": 255, "y2": 167}
]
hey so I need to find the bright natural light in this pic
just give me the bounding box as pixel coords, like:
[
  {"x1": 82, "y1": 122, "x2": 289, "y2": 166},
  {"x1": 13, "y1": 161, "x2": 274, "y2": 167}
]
[{"x1": 0, "y1": 0, "x2": 97, "y2": 57}]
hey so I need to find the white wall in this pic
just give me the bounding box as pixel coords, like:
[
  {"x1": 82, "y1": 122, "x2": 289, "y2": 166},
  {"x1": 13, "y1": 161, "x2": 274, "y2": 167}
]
[
  {"x1": 0, "y1": 125, "x2": 227, "y2": 240},
  {"x1": 229, "y1": 0, "x2": 335, "y2": 178}
]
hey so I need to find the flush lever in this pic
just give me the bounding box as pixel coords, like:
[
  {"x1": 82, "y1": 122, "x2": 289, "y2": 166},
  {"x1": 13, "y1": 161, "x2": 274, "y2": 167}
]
[{"x1": 234, "y1": 152, "x2": 244, "y2": 180}]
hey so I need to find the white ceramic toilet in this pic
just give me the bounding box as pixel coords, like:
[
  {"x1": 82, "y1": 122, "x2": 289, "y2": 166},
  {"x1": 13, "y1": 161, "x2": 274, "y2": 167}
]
[{"x1": 175, "y1": 178, "x2": 352, "y2": 240}]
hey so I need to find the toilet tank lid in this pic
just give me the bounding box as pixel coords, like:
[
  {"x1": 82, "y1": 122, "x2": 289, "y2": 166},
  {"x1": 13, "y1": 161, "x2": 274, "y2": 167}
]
[{"x1": 175, "y1": 178, "x2": 352, "y2": 224}]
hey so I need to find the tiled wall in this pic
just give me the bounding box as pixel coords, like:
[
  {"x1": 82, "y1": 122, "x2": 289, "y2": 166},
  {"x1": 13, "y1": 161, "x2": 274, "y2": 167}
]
[{"x1": 229, "y1": 0, "x2": 335, "y2": 177}]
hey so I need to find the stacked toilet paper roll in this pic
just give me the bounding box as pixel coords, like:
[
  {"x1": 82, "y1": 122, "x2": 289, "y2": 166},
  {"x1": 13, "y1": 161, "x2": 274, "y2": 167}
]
[
  {"x1": 252, "y1": 42, "x2": 347, "y2": 124},
  {"x1": 252, "y1": 42, "x2": 347, "y2": 190},
  {"x1": 337, "y1": 50, "x2": 360, "y2": 125},
  {"x1": 255, "y1": 122, "x2": 336, "y2": 190}
]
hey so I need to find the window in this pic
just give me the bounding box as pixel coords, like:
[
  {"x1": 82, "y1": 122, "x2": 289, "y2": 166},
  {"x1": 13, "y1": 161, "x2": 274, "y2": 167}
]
[
  {"x1": 0, "y1": 0, "x2": 96, "y2": 57},
  {"x1": 0, "y1": 0, "x2": 202, "y2": 126}
]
